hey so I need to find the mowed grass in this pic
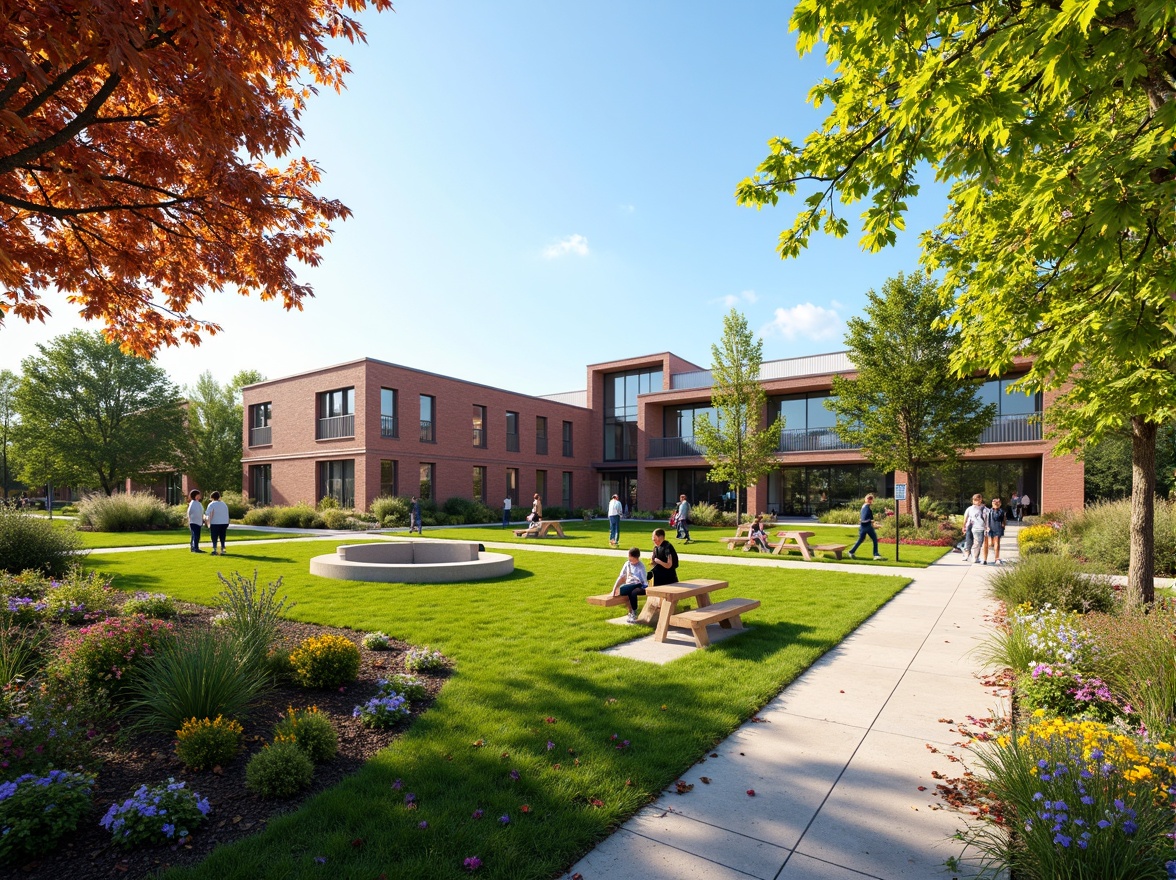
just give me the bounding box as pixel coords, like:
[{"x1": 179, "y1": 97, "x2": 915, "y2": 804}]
[
  {"x1": 85, "y1": 541, "x2": 909, "y2": 880},
  {"x1": 59, "y1": 524, "x2": 307, "y2": 549},
  {"x1": 422, "y1": 519, "x2": 950, "y2": 568}
]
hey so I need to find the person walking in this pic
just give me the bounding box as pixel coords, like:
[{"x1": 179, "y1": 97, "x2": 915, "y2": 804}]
[
  {"x1": 676, "y1": 495, "x2": 692, "y2": 544},
  {"x1": 1019, "y1": 492, "x2": 1032, "y2": 520},
  {"x1": 847, "y1": 493, "x2": 883, "y2": 560},
  {"x1": 186, "y1": 489, "x2": 205, "y2": 553},
  {"x1": 409, "y1": 496, "x2": 422, "y2": 534},
  {"x1": 963, "y1": 493, "x2": 990, "y2": 564},
  {"x1": 205, "y1": 491, "x2": 230, "y2": 556},
  {"x1": 983, "y1": 496, "x2": 1007, "y2": 565},
  {"x1": 607, "y1": 493, "x2": 623, "y2": 546},
  {"x1": 502, "y1": 495, "x2": 511, "y2": 528},
  {"x1": 1009, "y1": 492, "x2": 1022, "y2": 522}
]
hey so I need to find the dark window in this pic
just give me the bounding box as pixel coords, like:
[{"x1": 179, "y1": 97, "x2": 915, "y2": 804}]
[
  {"x1": 506, "y1": 411, "x2": 519, "y2": 452},
  {"x1": 165, "y1": 472, "x2": 184, "y2": 506},
  {"x1": 562, "y1": 421, "x2": 574, "y2": 457},
  {"x1": 603, "y1": 368, "x2": 662, "y2": 460},
  {"x1": 473, "y1": 466, "x2": 486, "y2": 502},
  {"x1": 420, "y1": 395, "x2": 436, "y2": 443},
  {"x1": 250, "y1": 464, "x2": 272, "y2": 506},
  {"x1": 561, "y1": 472, "x2": 572, "y2": 510},
  {"x1": 380, "y1": 460, "x2": 398, "y2": 497},
  {"x1": 536, "y1": 470, "x2": 547, "y2": 504},
  {"x1": 317, "y1": 388, "x2": 355, "y2": 439},
  {"x1": 319, "y1": 459, "x2": 355, "y2": 508},
  {"x1": 473, "y1": 405, "x2": 487, "y2": 448},
  {"x1": 419, "y1": 462, "x2": 435, "y2": 500},
  {"x1": 506, "y1": 468, "x2": 519, "y2": 506},
  {"x1": 249, "y1": 402, "x2": 272, "y2": 446},
  {"x1": 536, "y1": 416, "x2": 548, "y2": 455},
  {"x1": 381, "y1": 388, "x2": 398, "y2": 438}
]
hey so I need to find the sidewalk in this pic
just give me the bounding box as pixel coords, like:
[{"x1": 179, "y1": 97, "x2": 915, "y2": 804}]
[{"x1": 564, "y1": 531, "x2": 1017, "y2": 880}]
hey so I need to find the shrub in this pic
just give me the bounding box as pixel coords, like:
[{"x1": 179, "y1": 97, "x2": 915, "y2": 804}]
[
  {"x1": 264, "y1": 647, "x2": 295, "y2": 682},
  {"x1": 0, "y1": 625, "x2": 47, "y2": 707},
  {"x1": 165, "y1": 504, "x2": 189, "y2": 528},
  {"x1": 954, "y1": 717, "x2": 1175, "y2": 879},
  {"x1": 45, "y1": 568, "x2": 119, "y2": 624},
  {"x1": 51, "y1": 614, "x2": 175, "y2": 698},
  {"x1": 0, "y1": 508, "x2": 84, "y2": 577},
  {"x1": 0, "y1": 682, "x2": 112, "y2": 777},
  {"x1": 1018, "y1": 664, "x2": 1125, "y2": 723},
  {"x1": 289, "y1": 634, "x2": 360, "y2": 688},
  {"x1": 174, "y1": 716, "x2": 244, "y2": 770},
  {"x1": 270, "y1": 504, "x2": 324, "y2": 529},
  {"x1": 122, "y1": 629, "x2": 269, "y2": 735},
  {"x1": 76, "y1": 491, "x2": 173, "y2": 532},
  {"x1": 361, "y1": 631, "x2": 391, "y2": 650},
  {"x1": 370, "y1": 495, "x2": 407, "y2": 526},
  {"x1": 989, "y1": 554, "x2": 1115, "y2": 613},
  {"x1": 974, "y1": 604, "x2": 1096, "y2": 677},
  {"x1": 380, "y1": 673, "x2": 427, "y2": 704},
  {"x1": 404, "y1": 646, "x2": 446, "y2": 673},
  {"x1": 686, "y1": 501, "x2": 720, "y2": 526},
  {"x1": 0, "y1": 770, "x2": 95, "y2": 864},
  {"x1": 2, "y1": 596, "x2": 47, "y2": 628},
  {"x1": 1018, "y1": 523, "x2": 1061, "y2": 555},
  {"x1": 321, "y1": 508, "x2": 363, "y2": 530},
  {"x1": 1085, "y1": 605, "x2": 1176, "y2": 739},
  {"x1": 244, "y1": 738, "x2": 314, "y2": 798},
  {"x1": 1065, "y1": 498, "x2": 1176, "y2": 576},
  {"x1": 273, "y1": 706, "x2": 337, "y2": 763},
  {"x1": 121, "y1": 591, "x2": 178, "y2": 620},
  {"x1": 242, "y1": 506, "x2": 275, "y2": 527},
  {"x1": 214, "y1": 570, "x2": 293, "y2": 664},
  {"x1": 352, "y1": 692, "x2": 409, "y2": 729},
  {"x1": 218, "y1": 491, "x2": 250, "y2": 520},
  {"x1": 100, "y1": 779, "x2": 210, "y2": 847},
  {"x1": 317, "y1": 495, "x2": 339, "y2": 511}
]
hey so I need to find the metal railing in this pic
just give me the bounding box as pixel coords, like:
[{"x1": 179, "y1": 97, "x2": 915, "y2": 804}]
[
  {"x1": 248, "y1": 425, "x2": 271, "y2": 446},
  {"x1": 420, "y1": 420, "x2": 435, "y2": 442},
  {"x1": 777, "y1": 427, "x2": 858, "y2": 453},
  {"x1": 980, "y1": 412, "x2": 1042, "y2": 444},
  {"x1": 648, "y1": 436, "x2": 703, "y2": 459},
  {"x1": 317, "y1": 414, "x2": 354, "y2": 440},
  {"x1": 381, "y1": 415, "x2": 398, "y2": 438}
]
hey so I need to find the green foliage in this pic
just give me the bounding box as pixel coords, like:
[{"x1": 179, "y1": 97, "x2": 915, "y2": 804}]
[
  {"x1": 321, "y1": 507, "x2": 364, "y2": 530},
  {"x1": 270, "y1": 504, "x2": 324, "y2": 529},
  {"x1": 13, "y1": 330, "x2": 185, "y2": 495},
  {"x1": 1018, "y1": 524, "x2": 1061, "y2": 556},
  {"x1": 1065, "y1": 498, "x2": 1176, "y2": 577},
  {"x1": 0, "y1": 507, "x2": 84, "y2": 576},
  {"x1": 273, "y1": 706, "x2": 337, "y2": 763},
  {"x1": 0, "y1": 770, "x2": 95, "y2": 864},
  {"x1": 369, "y1": 495, "x2": 407, "y2": 526},
  {"x1": 121, "y1": 591, "x2": 179, "y2": 620},
  {"x1": 77, "y1": 491, "x2": 174, "y2": 532},
  {"x1": 122, "y1": 629, "x2": 269, "y2": 735},
  {"x1": 361, "y1": 631, "x2": 391, "y2": 650},
  {"x1": 317, "y1": 494, "x2": 339, "y2": 510},
  {"x1": 50, "y1": 614, "x2": 175, "y2": 698},
  {"x1": 826, "y1": 273, "x2": 995, "y2": 527},
  {"x1": 0, "y1": 370, "x2": 19, "y2": 505},
  {"x1": 440, "y1": 497, "x2": 497, "y2": 524},
  {"x1": 289, "y1": 634, "x2": 360, "y2": 689},
  {"x1": 179, "y1": 371, "x2": 263, "y2": 498},
  {"x1": 0, "y1": 678, "x2": 111, "y2": 777},
  {"x1": 214, "y1": 569, "x2": 293, "y2": 664},
  {"x1": 44, "y1": 568, "x2": 119, "y2": 624},
  {"x1": 380, "y1": 673, "x2": 427, "y2": 704},
  {"x1": 988, "y1": 555, "x2": 1114, "y2": 614},
  {"x1": 0, "y1": 626, "x2": 46, "y2": 708},
  {"x1": 244, "y1": 738, "x2": 314, "y2": 798},
  {"x1": 694, "y1": 309, "x2": 785, "y2": 523},
  {"x1": 100, "y1": 779, "x2": 210, "y2": 847},
  {"x1": 685, "y1": 501, "x2": 720, "y2": 526},
  {"x1": 218, "y1": 491, "x2": 250, "y2": 519},
  {"x1": 1085, "y1": 606, "x2": 1176, "y2": 740},
  {"x1": 174, "y1": 715, "x2": 244, "y2": 771},
  {"x1": 404, "y1": 646, "x2": 446, "y2": 673}
]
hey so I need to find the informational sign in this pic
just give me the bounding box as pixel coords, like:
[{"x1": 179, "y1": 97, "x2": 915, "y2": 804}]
[{"x1": 894, "y1": 484, "x2": 908, "y2": 501}]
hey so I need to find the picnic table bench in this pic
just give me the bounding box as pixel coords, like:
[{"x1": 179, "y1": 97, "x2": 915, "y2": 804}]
[
  {"x1": 734, "y1": 520, "x2": 777, "y2": 537},
  {"x1": 645, "y1": 578, "x2": 759, "y2": 648},
  {"x1": 513, "y1": 520, "x2": 567, "y2": 539},
  {"x1": 771, "y1": 530, "x2": 849, "y2": 560}
]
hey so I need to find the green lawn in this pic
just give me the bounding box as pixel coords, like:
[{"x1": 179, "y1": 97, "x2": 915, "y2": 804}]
[
  {"x1": 421, "y1": 519, "x2": 951, "y2": 567},
  {"x1": 61, "y1": 525, "x2": 307, "y2": 549},
  {"x1": 83, "y1": 541, "x2": 910, "y2": 880}
]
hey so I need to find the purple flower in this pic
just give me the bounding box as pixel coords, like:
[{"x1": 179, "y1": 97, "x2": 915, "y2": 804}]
[
  {"x1": 509, "y1": 769, "x2": 520, "y2": 781},
  {"x1": 463, "y1": 856, "x2": 482, "y2": 871},
  {"x1": 392, "y1": 778, "x2": 402, "y2": 790},
  {"x1": 498, "y1": 813, "x2": 510, "y2": 825},
  {"x1": 418, "y1": 820, "x2": 428, "y2": 830},
  {"x1": 472, "y1": 809, "x2": 484, "y2": 819},
  {"x1": 546, "y1": 741, "x2": 555, "y2": 751},
  {"x1": 1123, "y1": 820, "x2": 1138, "y2": 834},
  {"x1": 405, "y1": 793, "x2": 416, "y2": 805},
  {"x1": 1053, "y1": 833, "x2": 1071, "y2": 847},
  {"x1": 314, "y1": 856, "x2": 327, "y2": 864}
]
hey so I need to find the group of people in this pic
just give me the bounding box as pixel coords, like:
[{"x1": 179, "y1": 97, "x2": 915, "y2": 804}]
[
  {"x1": 185, "y1": 489, "x2": 230, "y2": 555},
  {"x1": 608, "y1": 493, "x2": 692, "y2": 547},
  {"x1": 608, "y1": 528, "x2": 681, "y2": 624},
  {"x1": 1007, "y1": 491, "x2": 1031, "y2": 521},
  {"x1": 959, "y1": 493, "x2": 1008, "y2": 565}
]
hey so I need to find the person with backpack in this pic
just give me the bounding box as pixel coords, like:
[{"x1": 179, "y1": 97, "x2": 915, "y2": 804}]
[
  {"x1": 675, "y1": 495, "x2": 692, "y2": 544},
  {"x1": 983, "y1": 496, "x2": 1008, "y2": 565},
  {"x1": 963, "y1": 493, "x2": 990, "y2": 564}
]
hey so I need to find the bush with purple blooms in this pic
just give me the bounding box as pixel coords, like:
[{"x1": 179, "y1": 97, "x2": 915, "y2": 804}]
[
  {"x1": 353, "y1": 692, "x2": 409, "y2": 729},
  {"x1": 99, "y1": 779, "x2": 210, "y2": 848},
  {"x1": 0, "y1": 690, "x2": 107, "y2": 778},
  {"x1": 404, "y1": 646, "x2": 446, "y2": 673},
  {"x1": 120, "y1": 592, "x2": 179, "y2": 620},
  {"x1": 45, "y1": 569, "x2": 119, "y2": 624},
  {"x1": 1019, "y1": 664, "x2": 1126, "y2": 724},
  {"x1": 3, "y1": 596, "x2": 47, "y2": 627},
  {"x1": 0, "y1": 769, "x2": 95, "y2": 863},
  {"x1": 378, "y1": 674, "x2": 427, "y2": 704},
  {"x1": 50, "y1": 614, "x2": 175, "y2": 697}
]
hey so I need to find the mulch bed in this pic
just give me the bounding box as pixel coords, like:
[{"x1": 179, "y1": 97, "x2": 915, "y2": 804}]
[{"x1": 12, "y1": 603, "x2": 446, "y2": 880}]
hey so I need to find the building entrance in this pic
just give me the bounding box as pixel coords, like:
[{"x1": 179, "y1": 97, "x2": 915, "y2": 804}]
[{"x1": 599, "y1": 472, "x2": 638, "y2": 514}]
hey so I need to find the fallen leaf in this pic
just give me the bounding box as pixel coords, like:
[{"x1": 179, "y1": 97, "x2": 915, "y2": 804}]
[
  {"x1": 521, "y1": 804, "x2": 531, "y2": 813},
  {"x1": 590, "y1": 798, "x2": 604, "y2": 808},
  {"x1": 545, "y1": 716, "x2": 557, "y2": 724},
  {"x1": 501, "y1": 752, "x2": 510, "y2": 759},
  {"x1": 674, "y1": 780, "x2": 694, "y2": 795},
  {"x1": 232, "y1": 816, "x2": 242, "y2": 824},
  {"x1": 746, "y1": 789, "x2": 756, "y2": 797},
  {"x1": 625, "y1": 779, "x2": 633, "y2": 786},
  {"x1": 917, "y1": 786, "x2": 927, "y2": 791},
  {"x1": 472, "y1": 739, "x2": 485, "y2": 747},
  {"x1": 700, "y1": 777, "x2": 711, "y2": 784},
  {"x1": 660, "y1": 704, "x2": 667, "y2": 711},
  {"x1": 572, "y1": 874, "x2": 583, "y2": 880},
  {"x1": 350, "y1": 838, "x2": 364, "y2": 848},
  {"x1": 211, "y1": 765, "x2": 223, "y2": 775}
]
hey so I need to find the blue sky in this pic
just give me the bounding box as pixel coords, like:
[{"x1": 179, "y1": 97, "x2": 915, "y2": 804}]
[{"x1": 2, "y1": 1, "x2": 947, "y2": 397}]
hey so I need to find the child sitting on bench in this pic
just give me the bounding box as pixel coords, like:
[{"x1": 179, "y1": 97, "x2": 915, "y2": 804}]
[
  {"x1": 611, "y1": 547, "x2": 648, "y2": 624},
  {"x1": 748, "y1": 515, "x2": 770, "y2": 552}
]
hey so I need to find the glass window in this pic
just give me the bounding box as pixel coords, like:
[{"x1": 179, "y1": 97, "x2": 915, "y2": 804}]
[
  {"x1": 999, "y1": 378, "x2": 1038, "y2": 415},
  {"x1": 562, "y1": 421, "x2": 574, "y2": 457},
  {"x1": 380, "y1": 389, "x2": 397, "y2": 438},
  {"x1": 603, "y1": 367, "x2": 663, "y2": 461},
  {"x1": 419, "y1": 463, "x2": 435, "y2": 500},
  {"x1": 319, "y1": 459, "x2": 355, "y2": 508},
  {"x1": 806, "y1": 394, "x2": 837, "y2": 429},
  {"x1": 536, "y1": 416, "x2": 548, "y2": 455},
  {"x1": 473, "y1": 466, "x2": 486, "y2": 502},
  {"x1": 250, "y1": 464, "x2": 272, "y2": 506},
  {"x1": 420, "y1": 395, "x2": 436, "y2": 442},
  {"x1": 506, "y1": 468, "x2": 519, "y2": 505},
  {"x1": 536, "y1": 470, "x2": 547, "y2": 503},
  {"x1": 774, "y1": 396, "x2": 807, "y2": 432},
  {"x1": 319, "y1": 388, "x2": 354, "y2": 418},
  {"x1": 506, "y1": 411, "x2": 519, "y2": 452},
  {"x1": 380, "y1": 460, "x2": 397, "y2": 497},
  {"x1": 562, "y1": 472, "x2": 572, "y2": 509},
  {"x1": 473, "y1": 405, "x2": 486, "y2": 448},
  {"x1": 250, "y1": 402, "x2": 271, "y2": 428}
]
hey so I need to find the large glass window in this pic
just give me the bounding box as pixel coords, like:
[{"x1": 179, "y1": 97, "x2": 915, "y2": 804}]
[
  {"x1": 603, "y1": 367, "x2": 663, "y2": 461},
  {"x1": 536, "y1": 416, "x2": 548, "y2": 455},
  {"x1": 380, "y1": 460, "x2": 397, "y2": 497},
  {"x1": 249, "y1": 402, "x2": 272, "y2": 446},
  {"x1": 165, "y1": 472, "x2": 184, "y2": 506},
  {"x1": 381, "y1": 388, "x2": 398, "y2": 438},
  {"x1": 250, "y1": 464, "x2": 272, "y2": 506},
  {"x1": 317, "y1": 388, "x2": 354, "y2": 440},
  {"x1": 976, "y1": 376, "x2": 1042, "y2": 442},
  {"x1": 473, "y1": 466, "x2": 486, "y2": 502},
  {"x1": 661, "y1": 468, "x2": 732, "y2": 510},
  {"x1": 473, "y1": 405, "x2": 487, "y2": 448},
  {"x1": 506, "y1": 411, "x2": 519, "y2": 452},
  {"x1": 420, "y1": 395, "x2": 436, "y2": 443},
  {"x1": 771, "y1": 393, "x2": 852, "y2": 452},
  {"x1": 562, "y1": 421, "x2": 574, "y2": 457},
  {"x1": 319, "y1": 459, "x2": 355, "y2": 508},
  {"x1": 536, "y1": 470, "x2": 547, "y2": 505},
  {"x1": 562, "y1": 472, "x2": 572, "y2": 509},
  {"x1": 506, "y1": 468, "x2": 519, "y2": 505},
  {"x1": 767, "y1": 464, "x2": 888, "y2": 517},
  {"x1": 419, "y1": 462, "x2": 435, "y2": 500}
]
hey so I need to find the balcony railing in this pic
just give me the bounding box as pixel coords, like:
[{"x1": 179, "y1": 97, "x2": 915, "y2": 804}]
[
  {"x1": 381, "y1": 415, "x2": 398, "y2": 438},
  {"x1": 316, "y1": 414, "x2": 354, "y2": 440},
  {"x1": 980, "y1": 412, "x2": 1042, "y2": 444},
  {"x1": 506, "y1": 433, "x2": 519, "y2": 452},
  {"x1": 420, "y1": 419, "x2": 435, "y2": 442},
  {"x1": 778, "y1": 427, "x2": 858, "y2": 453},
  {"x1": 248, "y1": 425, "x2": 272, "y2": 447},
  {"x1": 648, "y1": 436, "x2": 703, "y2": 459}
]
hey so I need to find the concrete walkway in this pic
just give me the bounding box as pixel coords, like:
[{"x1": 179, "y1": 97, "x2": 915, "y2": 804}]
[{"x1": 564, "y1": 532, "x2": 1016, "y2": 880}]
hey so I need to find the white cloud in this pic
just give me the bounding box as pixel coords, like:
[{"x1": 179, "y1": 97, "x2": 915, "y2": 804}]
[
  {"x1": 718, "y1": 289, "x2": 759, "y2": 308},
  {"x1": 764, "y1": 302, "x2": 843, "y2": 342},
  {"x1": 542, "y1": 234, "x2": 590, "y2": 259}
]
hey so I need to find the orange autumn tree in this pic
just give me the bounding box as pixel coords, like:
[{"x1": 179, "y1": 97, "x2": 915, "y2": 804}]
[{"x1": 0, "y1": 0, "x2": 392, "y2": 356}]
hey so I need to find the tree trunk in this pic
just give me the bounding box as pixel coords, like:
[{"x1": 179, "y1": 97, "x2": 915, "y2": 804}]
[
  {"x1": 909, "y1": 468, "x2": 921, "y2": 529},
  {"x1": 1129, "y1": 415, "x2": 1156, "y2": 605}
]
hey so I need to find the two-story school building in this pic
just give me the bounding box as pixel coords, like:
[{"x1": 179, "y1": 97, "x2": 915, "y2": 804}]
[{"x1": 240, "y1": 351, "x2": 1083, "y2": 517}]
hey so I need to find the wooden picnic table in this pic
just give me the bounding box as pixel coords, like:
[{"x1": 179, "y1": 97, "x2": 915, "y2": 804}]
[
  {"x1": 644, "y1": 579, "x2": 728, "y2": 642},
  {"x1": 771, "y1": 530, "x2": 849, "y2": 560},
  {"x1": 513, "y1": 520, "x2": 566, "y2": 538},
  {"x1": 735, "y1": 520, "x2": 777, "y2": 537},
  {"x1": 644, "y1": 578, "x2": 759, "y2": 648}
]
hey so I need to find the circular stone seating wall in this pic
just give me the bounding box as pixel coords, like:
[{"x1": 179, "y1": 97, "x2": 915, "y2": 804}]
[{"x1": 309, "y1": 541, "x2": 513, "y2": 584}]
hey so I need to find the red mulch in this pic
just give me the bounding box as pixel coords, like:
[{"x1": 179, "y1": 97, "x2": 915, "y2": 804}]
[{"x1": 10, "y1": 603, "x2": 446, "y2": 880}]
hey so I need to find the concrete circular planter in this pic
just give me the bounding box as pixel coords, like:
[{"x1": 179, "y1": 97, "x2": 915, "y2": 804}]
[{"x1": 309, "y1": 540, "x2": 513, "y2": 584}]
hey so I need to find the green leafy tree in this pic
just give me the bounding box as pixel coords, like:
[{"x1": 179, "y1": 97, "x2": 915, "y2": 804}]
[
  {"x1": 695, "y1": 309, "x2": 785, "y2": 525},
  {"x1": 1084, "y1": 427, "x2": 1176, "y2": 504},
  {"x1": 180, "y1": 369, "x2": 265, "y2": 494},
  {"x1": 736, "y1": 0, "x2": 1176, "y2": 602},
  {"x1": 14, "y1": 331, "x2": 184, "y2": 495},
  {"x1": 828, "y1": 273, "x2": 995, "y2": 527},
  {"x1": 0, "y1": 370, "x2": 20, "y2": 500}
]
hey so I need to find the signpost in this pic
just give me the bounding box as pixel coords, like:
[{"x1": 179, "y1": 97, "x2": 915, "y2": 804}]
[{"x1": 893, "y1": 484, "x2": 907, "y2": 562}]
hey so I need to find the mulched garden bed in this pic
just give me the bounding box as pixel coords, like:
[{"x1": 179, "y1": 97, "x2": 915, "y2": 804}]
[{"x1": 12, "y1": 603, "x2": 446, "y2": 880}]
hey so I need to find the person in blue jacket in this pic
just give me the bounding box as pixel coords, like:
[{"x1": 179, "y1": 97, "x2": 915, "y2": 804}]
[{"x1": 848, "y1": 493, "x2": 883, "y2": 560}]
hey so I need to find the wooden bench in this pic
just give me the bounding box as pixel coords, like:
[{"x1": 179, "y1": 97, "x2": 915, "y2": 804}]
[
  {"x1": 513, "y1": 520, "x2": 567, "y2": 538},
  {"x1": 722, "y1": 536, "x2": 754, "y2": 549},
  {"x1": 812, "y1": 543, "x2": 849, "y2": 560},
  {"x1": 586, "y1": 592, "x2": 628, "y2": 608},
  {"x1": 668, "y1": 597, "x2": 761, "y2": 647}
]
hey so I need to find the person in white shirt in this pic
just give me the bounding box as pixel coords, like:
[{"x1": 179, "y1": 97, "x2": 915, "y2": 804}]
[
  {"x1": 205, "y1": 491, "x2": 231, "y2": 556},
  {"x1": 963, "y1": 493, "x2": 990, "y2": 564},
  {"x1": 502, "y1": 495, "x2": 512, "y2": 528},
  {"x1": 607, "y1": 493, "x2": 623, "y2": 546},
  {"x1": 610, "y1": 547, "x2": 648, "y2": 624},
  {"x1": 186, "y1": 489, "x2": 205, "y2": 553}
]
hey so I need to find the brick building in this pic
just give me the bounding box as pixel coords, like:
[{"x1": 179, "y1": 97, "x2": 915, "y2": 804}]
[{"x1": 241, "y1": 351, "x2": 1083, "y2": 517}]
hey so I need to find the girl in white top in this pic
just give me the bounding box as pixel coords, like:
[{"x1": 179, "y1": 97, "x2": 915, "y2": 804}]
[
  {"x1": 186, "y1": 489, "x2": 205, "y2": 553},
  {"x1": 611, "y1": 547, "x2": 648, "y2": 624},
  {"x1": 204, "y1": 491, "x2": 231, "y2": 555}
]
